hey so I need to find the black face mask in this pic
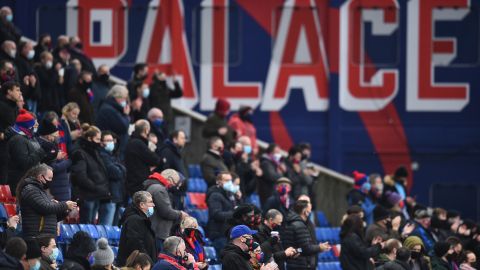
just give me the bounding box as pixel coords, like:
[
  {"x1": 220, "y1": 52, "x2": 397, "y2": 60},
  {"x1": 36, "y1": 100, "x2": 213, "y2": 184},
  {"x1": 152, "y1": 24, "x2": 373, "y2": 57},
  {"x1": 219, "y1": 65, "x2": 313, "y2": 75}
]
[
  {"x1": 138, "y1": 74, "x2": 148, "y2": 81},
  {"x1": 184, "y1": 228, "x2": 197, "y2": 238},
  {"x1": 98, "y1": 74, "x2": 110, "y2": 83},
  {"x1": 244, "y1": 238, "x2": 254, "y2": 249},
  {"x1": 81, "y1": 81, "x2": 92, "y2": 91},
  {"x1": 447, "y1": 253, "x2": 458, "y2": 262},
  {"x1": 75, "y1": 42, "x2": 83, "y2": 50},
  {"x1": 410, "y1": 251, "x2": 421, "y2": 259}
]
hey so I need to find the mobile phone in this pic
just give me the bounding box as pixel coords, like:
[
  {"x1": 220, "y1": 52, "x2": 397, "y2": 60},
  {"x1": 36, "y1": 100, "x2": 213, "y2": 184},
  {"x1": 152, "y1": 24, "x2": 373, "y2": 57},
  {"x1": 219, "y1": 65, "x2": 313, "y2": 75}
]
[
  {"x1": 296, "y1": 248, "x2": 303, "y2": 253},
  {"x1": 59, "y1": 68, "x2": 65, "y2": 77}
]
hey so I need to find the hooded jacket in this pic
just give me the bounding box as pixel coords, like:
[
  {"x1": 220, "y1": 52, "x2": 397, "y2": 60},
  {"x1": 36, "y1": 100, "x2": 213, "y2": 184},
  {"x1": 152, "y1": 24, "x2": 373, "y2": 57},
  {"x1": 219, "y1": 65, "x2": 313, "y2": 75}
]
[
  {"x1": 220, "y1": 243, "x2": 253, "y2": 270},
  {"x1": 143, "y1": 173, "x2": 182, "y2": 240},
  {"x1": 206, "y1": 185, "x2": 234, "y2": 240}
]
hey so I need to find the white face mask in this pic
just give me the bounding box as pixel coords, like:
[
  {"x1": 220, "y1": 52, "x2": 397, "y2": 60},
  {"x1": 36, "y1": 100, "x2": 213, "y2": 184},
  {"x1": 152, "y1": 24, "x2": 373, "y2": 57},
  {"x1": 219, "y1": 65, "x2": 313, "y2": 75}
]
[
  {"x1": 45, "y1": 60, "x2": 53, "y2": 69},
  {"x1": 8, "y1": 49, "x2": 16, "y2": 58},
  {"x1": 27, "y1": 50, "x2": 35, "y2": 60}
]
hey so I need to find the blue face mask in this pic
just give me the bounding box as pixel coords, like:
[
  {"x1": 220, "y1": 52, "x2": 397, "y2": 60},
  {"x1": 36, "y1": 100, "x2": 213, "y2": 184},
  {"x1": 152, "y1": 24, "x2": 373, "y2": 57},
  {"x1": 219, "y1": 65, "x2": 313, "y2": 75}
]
[
  {"x1": 104, "y1": 141, "x2": 115, "y2": 152},
  {"x1": 153, "y1": 118, "x2": 164, "y2": 127},
  {"x1": 244, "y1": 145, "x2": 252, "y2": 155},
  {"x1": 30, "y1": 260, "x2": 40, "y2": 270},
  {"x1": 49, "y1": 248, "x2": 59, "y2": 262},
  {"x1": 222, "y1": 181, "x2": 239, "y2": 194},
  {"x1": 142, "y1": 88, "x2": 150, "y2": 98},
  {"x1": 27, "y1": 50, "x2": 35, "y2": 60},
  {"x1": 120, "y1": 100, "x2": 127, "y2": 108},
  {"x1": 146, "y1": 206, "x2": 154, "y2": 217},
  {"x1": 6, "y1": 14, "x2": 13, "y2": 22}
]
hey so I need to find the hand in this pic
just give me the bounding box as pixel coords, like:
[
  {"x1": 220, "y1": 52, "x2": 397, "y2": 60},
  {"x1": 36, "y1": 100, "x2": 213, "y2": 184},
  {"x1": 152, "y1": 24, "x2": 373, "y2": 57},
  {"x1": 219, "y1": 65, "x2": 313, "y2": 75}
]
[
  {"x1": 218, "y1": 127, "x2": 228, "y2": 135},
  {"x1": 0, "y1": 132, "x2": 4, "y2": 141},
  {"x1": 319, "y1": 242, "x2": 331, "y2": 252},
  {"x1": 131, "y1": 98, "x2": 142, "y2": 111},
  {"x1": 196, "y1": 262, "x2": 208, "y2": 269},
  {"x1": 278, "y1": 163, "x2": 287, "y2": 173},
  {"x1": 285, "y1": 247, "x2": 297, "y2": 257},
  {"x1": 180, "y1": 211, "x2": 189, "y2": 220},
  {"x1": 391, "y1": 216, "x2": 402, "y2": 231},
  {"x1": 29, "y1": 75, "x2": 37, "y2": 87},
  {"x1": 235, "y1": 190, "x2": 242, "y2": 199},
  {"x1": 57, "y1": 151, "x2": 67, "y2": 160},
  {"x1": 186, "y1": 253, "x2": 195, "y2": 265},
  {"x1": 402, "y1": 223, "x2": 416, "y2": 236},
  {"x1": 66, "y1": 201, "x2": 77, "y2": 210},
  {"x1": 406, "y1": 196, "x2": 416, "y2": 207},
  {"x1": 372, "y1": 236, "x2": 383, "y2": 247},
  {"x1": 260, "y1": 261, "x2": 279, "y2": 270},
  {"x1": 6, "y1": 215, "x2": 19, "y2": 229},
  {"x1": 123, "y1": 104, "x2": 131, "y2": 115},
  {"x1": 23, "y1": 76, "x2": 30, "y2": 86}
]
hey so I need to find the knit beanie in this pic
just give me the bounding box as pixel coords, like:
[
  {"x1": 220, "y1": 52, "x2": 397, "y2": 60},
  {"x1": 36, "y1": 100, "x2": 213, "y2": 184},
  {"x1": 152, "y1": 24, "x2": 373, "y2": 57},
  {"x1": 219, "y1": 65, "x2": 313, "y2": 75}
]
[
  {"x1": 352, "y1": 171, "x2": 368, "y2": 190},
  {"x1": 434, "y1": 241, "x2": 451, "y2": 258},
  {"x1": 25, "y1": 239, "x2": 42, "y2": 259},
  {"x1": 403, "y1": 236, "x2": 425, "y2": 250},
  {"x1": 394, "y1": 166, "x2": 408, "y2": 178},
  {"x1": 373, "y1": 205, "x2": 390, "y2": 222},
  {"x1": 15, "y1": 109, "x2": 35, "y2": 129},
  {"x1": 69, "y1": 231, "x2": 96, "y2": 257},
  {"x1": 385, "y1": 191, "x2": 402, "y2": 207},
  {"x1": 93, "y1": 238, "x2": 114, "y2": 266},
  {"x1": 38, "y1": 118, "x2": 58, "y2": 136},
  {"x1": 214, "y1": 98, "x2": 230, "y2": 116}
]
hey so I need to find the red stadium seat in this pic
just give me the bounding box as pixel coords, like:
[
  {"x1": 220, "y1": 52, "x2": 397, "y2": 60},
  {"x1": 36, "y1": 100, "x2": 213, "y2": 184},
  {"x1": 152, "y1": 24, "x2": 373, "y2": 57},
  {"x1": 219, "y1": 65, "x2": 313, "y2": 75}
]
[
  {"x1": 187, "y1": 192, "x2": 207, "y2": 209},
  {"x1": 3, "y1": 203, "x2": 16, "y2": 217},
  {"x1": 0, "y1": 185, "x2": 15, "y2": 203}
]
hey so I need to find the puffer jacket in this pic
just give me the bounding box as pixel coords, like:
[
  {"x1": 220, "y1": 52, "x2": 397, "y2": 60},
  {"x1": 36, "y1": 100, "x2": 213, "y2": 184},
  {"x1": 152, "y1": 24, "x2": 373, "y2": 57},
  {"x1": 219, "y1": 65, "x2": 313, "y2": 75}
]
[
  {"x1": 282, "y1": 211, "x2": 321, "y2": 270},
  {"x1": 19, "y1": 177, "x2": 69, "y2": 239},
  {"x1": 206, "y1": 186, "x2": 234, "y2": 240}
]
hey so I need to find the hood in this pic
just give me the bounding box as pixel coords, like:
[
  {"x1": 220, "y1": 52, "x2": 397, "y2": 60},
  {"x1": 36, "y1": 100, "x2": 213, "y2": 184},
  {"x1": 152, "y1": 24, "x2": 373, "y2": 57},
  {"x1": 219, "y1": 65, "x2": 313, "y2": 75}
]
[
  {"x1": 119, "y1": 205, "x2": 147, "y2": 225},
  {"x1": 219, "y1": 242, "x2": 251, "y2": 261}
]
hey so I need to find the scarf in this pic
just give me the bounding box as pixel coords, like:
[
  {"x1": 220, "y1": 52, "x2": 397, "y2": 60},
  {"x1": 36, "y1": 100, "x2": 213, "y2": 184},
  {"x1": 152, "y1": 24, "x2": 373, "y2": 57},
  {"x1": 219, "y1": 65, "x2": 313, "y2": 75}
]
[
  {"x1": 184, "y1": 233, "x2": 205, "y2": 262},
  {"x1": 13, "y1": 124, "x2": 33, "y2": 138}
]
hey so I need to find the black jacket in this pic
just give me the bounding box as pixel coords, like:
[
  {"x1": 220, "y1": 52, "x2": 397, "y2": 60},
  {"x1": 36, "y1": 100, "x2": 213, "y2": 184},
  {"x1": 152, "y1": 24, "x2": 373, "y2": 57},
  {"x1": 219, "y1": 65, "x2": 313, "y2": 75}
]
[
  {"x1": 34, "y1": 64, "x2": 61, "y2": 114},
  {"x1": 259, "y1": 155, "x2": 284, "y2": 205},
  {"x1": 0, "y1": 18, "x2": 21, "y2": 44},
  {"x1": 117, "y1": 206, "x2": 157, "y2": 266},
  {"x1": 340, "y1": 233, "x2": 382, "y2": 270},
  {"x1": 200, "y1": 150, "x2": 228, "y2": 187},
  {"x1": 156, "y1": 139, "x2": 186, "y2": 177},
  {"x1": 19, "y1": 177, "x2": 69, "y2": 239},
  {"x1": 263, "y1": 192, "x2": 291, "y2": 218},
  {"x1": 61, "y1": 256, "x2": 91, "y2": 270},
  {"x1": 70, "y1": 138, "x2": 110, "y2": 201},
  {"x1": 125, "y1": 133, "x2": 160, "y2": 196},
  {"x1": 15, "y1": 55, "x2": 40, "y2": 101},
  {"x1": 378, "y1": 260, "x2": 412, "y2": 270},
  {"x1": 148, "y1": 78, "x2": 183, "y2": 125},
  {"x1": 254, "y1": 224, "x2": 287, "y2": 270},
  {"x1": 202, "y1": 113, "x2": 235, "y2": 145},
  {"x1": 282, "y1": 211, "x2": 321, "y2": 270},
  {"x1": 96, "y1": 97, "x2": 130, "y2": 158},
  {"x1": 0, "y1": 249, "x2": 22, "y2": 270},
  {"x1": 206, "y1": 186, "x2": 234, "y2": 240},
  {"x1": 99, "y1": 148, "x2": 126, "y2": 204},
  {"x1": 431, "y1": 256, "x2": 452, "y2": 270},
  {"x1": 67, "y1": 84, "x2": 94, "y2": 124},
  {"x1": 220, "y1": 243, "x2": 253, "y2": 270},
  {"x1": 0, "y1": 97, "x2": 18, "y2": 135}
]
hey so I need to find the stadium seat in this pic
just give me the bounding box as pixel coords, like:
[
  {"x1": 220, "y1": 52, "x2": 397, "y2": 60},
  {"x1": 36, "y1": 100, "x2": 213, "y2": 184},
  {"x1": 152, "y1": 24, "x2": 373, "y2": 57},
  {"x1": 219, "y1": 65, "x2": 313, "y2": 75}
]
[
  {"x1": 188, "y1": 165, "x2": 202, "y2": 178},
  {"x1": 56, "y1": 247, "x2": 64, "y2": 265},
  {"x1": 197, "y1": 178, "x2": 208, "y2": 193},
  {"x1": 204, "y1": 246, "x2": 217, "y2": 263},
  {"x1": 111, "y1": 246, "x2": 118, "y2": 257},
  {"x1": 187, "y1": 178, "x2": 199, "y2": 192},
  {"x1": 0, "y1": 204, "x2": 7, "y2": 221},
  {"x1": 245, "y1": 193, "x2": 261, "y2": 208},
  {"x1": 3, "y1": 203, "x2": 16, "y2": 217},
  {"x1": 86, "y1": 224, "x2": 100, "y2": 239},
  {"x1": 59, "y1": 224, "x2": 74, "y2": 244},
  {"x1": 209, "y1": 265, "x2": 221, "y2": 270},
  {"x1": 187, "y1": 209, "x2": 208, "y2": 227},
  {"x1": 316, "y1": 211, "x2": 330, "y2": 227},
  {"x1": 187, "y1": 192, "x2": 207, "y2": 209},
  {"x1": 96, "y1": 225, "x2": 108, "y2": 239},
  {"x1": 0, "y1": 186, "x2": 14, "y2": 203}
]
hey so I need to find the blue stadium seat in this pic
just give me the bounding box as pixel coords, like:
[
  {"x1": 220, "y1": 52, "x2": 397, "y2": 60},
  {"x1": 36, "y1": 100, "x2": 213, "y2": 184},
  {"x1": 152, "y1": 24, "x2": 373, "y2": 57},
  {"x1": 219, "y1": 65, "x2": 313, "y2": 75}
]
[
  {"x1": 59, "y1": 224, "x2": 73, "y2": 244},
  {"x1": 204, "y1": 246, "x2": 217, "y2": 263},
  {"x1": 246, "y1": 193, "x2": 261, "y2": 208},
  {"x1": 111, "y1": 246, "x2": 118, "y2": 257},
  {"x1": 96, "y1": 225, "x2": 108, "y2": 239},
  {"x1": 209, "y1": 265, "x2": 221, "y2": 270},
  {"x1": 197, "y1": 178, "x2": 207, "y2": 193},
  {"x1": 316, "y1": 211, "x2": 330, "y2": 227},
  {"x1": 188, "y1": 165, "x2": 202, "y2": 178},
  {"x1": 187, "y1": 209, "x2": 208, "y2": 227},
  {"x1": 0, "y1": 204, "x2": 8, "y2": 221},
  {"x1": 187, "y1": 178, "x2": 199, "y2": 192},
  {"x1": 86, "y1": 224, "x2": 100, "y2": 239},
  {"x1": 104, "y1": 225, "x2": 119, "y2": 245},
  {"x1": 56, "y1": 248, "x2": 64, "y2": 265},
  {"x1": 69, "y1": 224, "x2": 80, "y2": 235}
]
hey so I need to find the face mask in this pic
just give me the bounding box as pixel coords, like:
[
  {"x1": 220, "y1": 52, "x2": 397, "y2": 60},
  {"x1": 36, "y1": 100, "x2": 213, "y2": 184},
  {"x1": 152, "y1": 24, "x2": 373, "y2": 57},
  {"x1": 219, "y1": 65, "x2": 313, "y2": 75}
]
[
  {"x1": 273, "y1": 153, "x2": 282, "y2": 162},
  {"x1": 184, "y1": 228, "x2": 197, "y2": 238},
  {"x1": 142, "y1": 88, "x2": 150, "y2": 98},
  {"x1": 30, "y1": 260, "x2": 40, "y2": 270},
  {"x1": 45, "y1": 60, "x2": 53, "y2": 69},
  {"x1": 8, "y1": 49, "x2": 16, "y2": 58},
  {"x1": 255, "y1": 252, "x2": 265, "y2": 263},
  {"x1": 49, "y1": 247, "x2": 59, "y2": 262},
  {"x1": 146, "y1": 206, "x2": 154, "y2": 217},
  {"x1": 244, "y1": 238, "x2": 254, "y2": 249},
  {"x1": 99, "y1": 74, "x2": 110, "y2": 82},
  {"x1": 181, "y1": 252, "x2": 189, "y2": 263},
  {"x1": 27, "y1": 50, "x2": 35, "y2": 60},
  {"x1": 222, "y1": 181, "x2": 238, "y2": 193},
  {"x1": 33, "y1": 127, "x2": 38, "y2": 134},
  {"x1": 276, "y1": 184, "x2": 290, "y2": 196},
  {"x1": 244, "y1": 145, "x2": 252, "y2": 155},
  {"x1": 104, "y1": 141, "x2": 115, "y2": 152},
  {"x1": 153, "y1": 118, "x2": 164, "y2": 127},
  {"x1": 410, "y1": 251, "x2": 421, "y2": 259},
  {"x1": 120, "y1": 100, "x2": 127, "y2": 108},
  {"x1": 75, "y1": 43, "x2": 83, "y2": 50},
  {"x1": 6, "y1": 14, "x2": 13, "y2": 22}
]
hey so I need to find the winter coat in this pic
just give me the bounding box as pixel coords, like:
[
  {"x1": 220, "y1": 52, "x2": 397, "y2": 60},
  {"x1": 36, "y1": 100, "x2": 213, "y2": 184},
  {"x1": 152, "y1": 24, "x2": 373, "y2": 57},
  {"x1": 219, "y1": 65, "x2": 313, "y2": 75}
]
[
  {"x1": 365, "y1": 222, "x2": 400, "y2": 244},
  {"x1": 15, "y1": 55, "x2": 40, "y2": 101},
  {"x1": 263, "y1": 192, "x2": 292, "y2": 218},
  {"x1": 125, "y1": 133, "x2": 160, "y2": 196},
  {"x1": 143, "y1": 177, "x2": 182, "y2": 240},
  {"x1": 148, "y1": 78, "x2": 183, "y2": 126},
  {"x1": 202, "y1": 113, "x2": 235, "y2": 145},
  {"x1": 69, "y1": 48, "x2": 97, "y2": 76},
  {"x1": 60, "y1": 117, "x2": 81, "y2": 155},
  {"x1": 200, "y1": 150, "x2": 228, "y2": 187},
  {"x1": 153, "y1": 253, "x2": 195, "y2": 270},
  {"x1": 431, "y1": 256, "x2": 452, "y2": 270},
  {"x1": 259, "y1": 155, "x2": 284, "y2": 205},
  {"x1": 35, "y1": 64, "x2": 62, "y2": 114},
  {"x1": 282, "y1": 211, "x2": 321, "y2": 270},
  {"x1": 117, "y1": 206, "x2": 157, "y2": 266},
  {"x1": 0, "y1": 249, "x2": 23, "y2": 270},
  {"x1": 70, "y1": 138, "x2": 110, "y2": 201},
  {"x1": 6, "y1": 131, "x2": 45, "y2": 195},
  {"x1": 206, "y1": 186, "x2": 234, "y2": 240},
  {"x1": 91, "y1": 79, "x2": 111, "y2": 113},
  {"x1": 228, "y1": 113, "x2": 257, "y2": 152},
  {"x1": 67, "y1": 84, "x2": 94, "y2": 124},
  {"x1": 99, "y1": 148, "x2": 126, "y2": 204},
  {"x1": 234, "y1": 158, "x2": 258, "y2": 198},
  {"x1": 0, "y1": 97, "x2": 18, "y2": 183},
  {"x1": 61, "y1": 256, "x2": 91, "y2": 270},
  {"x1": 19, "y1": 177, "x2": 69, "y2": 239},
  {"x1": 254, "y1": 224, "x2": 287, "y2": 270},
  {"x1": 285, "y1": 159, "x2": 313, "y2": 199},
  {"x1": 378, "y1": 260, "x2": 412, "y2": 270},
  {"x1": 340, "y1": 233, "x2": 382, "y2": 270},
  {"x1": 410, "y1": 222, "x2": 436, "y2": 254},
  {"x1": 156, "y1": 139, "x2": 187, "y2": 177},
  {"x1": 0, "y1": 18, "x2": 21, "y2": 44},
  {"x1": 96, "y1": 97, "x2": 130, "y2": 158},
  {"x1": 220, "y1": 243, "x2": 253, "y2": 270}
]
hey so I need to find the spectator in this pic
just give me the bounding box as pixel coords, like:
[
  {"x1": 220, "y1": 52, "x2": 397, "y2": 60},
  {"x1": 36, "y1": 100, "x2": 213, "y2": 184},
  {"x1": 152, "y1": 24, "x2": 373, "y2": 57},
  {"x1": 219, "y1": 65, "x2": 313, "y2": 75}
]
[
  {"x1": 37, "y1": 115, "x2": 72, "y2": 201},
  {"x1": 143, "y1": 169, "x2": 188, "y2": 251},
  {"x1": 365, "y1": 206, "x2": 400, "y2": 243},
  {"x1": 236, "y1": 136, "x2": 262, "y2": 198},
  {"x1": 125, "y1": 120, "x2": 161, "y2": 196},
  {"x1": 339, "y1": 214, "x2": 383, "y2": 270},
  {"x1": 432, "y1": 241, "x2": 454, "y2": 270},
  {"x1": 263, "y1": 177, "x2": 293, "y2": 217},
  {"x1": 68, "y1": 36, "x2": 96, "y2": 75},
  {"x1": 378, "y1": 247, "x2": 412, "y2": 270},
  {"x1": 228, "y1": 105, "x2": 257, "y2": 154},
  {"x1": 148, "y1": 70, "x2": 183, "y2": 132},
  {"x1": 37, "y1": 234, "x2": 59, "y2": 270},
  {"x1": 0, "y1": 213, "x2": 19, "y2": 250},
  {"x1": 33, "y1": 33, "x2": 52, "y2": 63},
  {"x1": 67, "y1": 71, "x2": 94, "y2": 124},
  {"x1": 248, "y1": 242, "x2": 265, "y2": 270},
  {"x1": 227, "y1": 204, "x2": 256, "y2": 234},
  {"x1": 446, "y1": 236, "x2": 463, "y2": 268},
  {"x1": 0, "y1": 81, "x2": 21, "y2": 182},
  {"x1": 392, "y1": 166, "x2": 409, "y2": 201},
  {"x1": 376, "y1": 239, "x2": 402, "y2": 267},
  {"x1": 15, "y1": 41, "x2": 40, "y2": 113},
  {"x1": 431, "y1": 208, "x2": 451, "y2": 242},
  {"x1": 92, "y1": 238, "x2": 119, "y2": 270},
  {"x1": 121, "y1": 250, "x2": 153, "y2": 270},
  {"x1": 206, "y1": 171, "x2": 235, "y2": 254},
  {"x1": 70, "y1": 124, "x2": 113, "y2": 224},
  {"x1": 130, "y1": 81, "x2": 151, "y2": 122},
  {"x1": 60, "y1": 102, "x2": 82, "y2": 154},
  {"x1": 410, "y1": 208, "x2": 436, "y2": 254},
  {"x1": 179, "y1": 217, "x2": 208, "y2": 269},
  {"x1": 91, "y1": 64, "x2": 111, "y2": 113},
  {"x1": 147, "y1": 108, "x2": 168, "y2": 145},
  {"x1": 0, "y1": 237, "x2": 24, "y2": 269},
  {"x1": 117, "y1": 191, "x2": 157, "y2": 266},
  {"x1": 156, "y1": 130, "x2": 187, "y2": 176},
  {"x1": 62, "y1": 231, "x2": 96, "y2": 270},
  {"x1": 6, "y1": 109, "x2": 45, "y2": 194},
  {"x1": 347, "y1": 170, "x2": 376, "y2": 225},
  {"x1": 254, "y1": 209, "x2": 298, "y2": 270},
  {"x1": 99, "y1": 130, "x2": 127, "y2": 226},
  {"x1": 222, "y1": 140, "x2": 243, "y2": 172},
  {"x1": 35, "y1": 51, "x2": 62, "y2": 114},
  {"x1": 96, "y1": 85, "x2": 130, "y2": 159},
  {"x1": 403, "y1": 236, "x2": 430, "y2": 270},
  {"x1": 200, "y1": 136, "x2": 228, "y2": 187},
  {"x1": 282, "y1": 200, "x2": 331, "y2": 270},
  {"x1": 16, "y1": 163, "x2": 76, "y2": 238},
  {"x1": 0, "y1": 59, "x2": 16, "y2": 84},
  {"x1": 459, "y1": 251, "x2": 476, "y2": 270},
  {"x1": 259, "y1": 143, "x2": 287, "y2": 205},
  {"x1": 152, "y1": 236, "x2": 196, "y2": 270},
  {"x1": 0, "y1": 7, "x2": 21, "y2": 44},
  {"x1": 285, "y1": 146, "x2": 312, "y2": 199},
  {"x1": 203, "y1": 98, "x2": 235, "y2": 145},
  {"x1": 0, "y1": 40, "x2": 16, "y2": 65},
  {"x1": 22, "y1": 239, "x2": 42, "y2": 270},
  {"x1": 127, "y1": 63, "x2": 148, "y2": 98}
]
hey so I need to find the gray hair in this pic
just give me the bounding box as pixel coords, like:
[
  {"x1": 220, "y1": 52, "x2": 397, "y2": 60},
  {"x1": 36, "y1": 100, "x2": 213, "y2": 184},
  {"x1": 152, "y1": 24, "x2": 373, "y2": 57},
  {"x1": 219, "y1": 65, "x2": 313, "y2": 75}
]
[
  {"x1": 163, "y1": 236, "x2": 184, "y2": 254},
  {"x1": 265, "y1": 209, "x2": 282, "y2": 221},
  {"x1": 106, "y1": 85, "x2": 128, "y2": 99},
  {"x1": 132, "y1": 191, "x2": 151, "y2": 207},
  {"x1": 134, "y1": 119, "x2": 150, "y2": 134}
]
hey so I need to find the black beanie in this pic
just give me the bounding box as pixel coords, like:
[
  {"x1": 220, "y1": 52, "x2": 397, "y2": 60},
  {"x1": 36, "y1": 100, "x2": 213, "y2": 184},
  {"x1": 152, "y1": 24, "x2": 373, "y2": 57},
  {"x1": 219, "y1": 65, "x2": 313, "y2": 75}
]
[
  {"x1": 233, "y1": 204, "x2": 254, "y2": 219},
  {"x1": 434, "y1": 241, "x2": 451, "y2": 257},
  {"x1": 373, "y1": 205, "x2": 390, "y2": 222},
  {"x1": 25, "y1": 239, "x2": 42, "y2": 259},
  {"x1": 37, "y1": 118, "x2": 58, "y2": 136},
  {"x1": 394, "y1": 166, "x2": 408, "y2": 178},
  {"x1": 69, "y1": 231, "x2": 96, "y2": 257}
]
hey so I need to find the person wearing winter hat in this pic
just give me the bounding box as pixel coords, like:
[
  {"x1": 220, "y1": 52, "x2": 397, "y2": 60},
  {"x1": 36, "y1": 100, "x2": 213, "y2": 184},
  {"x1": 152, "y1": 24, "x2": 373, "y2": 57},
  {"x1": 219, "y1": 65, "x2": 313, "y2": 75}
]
[
  {"x1": 403, "y1": 236, "x2": 430, "y2": 270},
  {"x1": 62, "y1": 231, "x2": 97, "y2": 270},
  {"x1": 393, "y1": 165, "x2": 409, "y2": 201},
  {"x1": 263, "y1": 177, "x2": 293, "y2": 217},
  {"x1": 92, "y1": 238, "x2": 119, "y2": 270},
  {"x1": 202, "y1": 98, "x2": 235, "y2": 145},
  {"x1": 23, "y1": 239, "x2": 42, "y2": 270},
  {"x1": 432, "y1": 241, "x2": 454, "y2": 270},
  {"x1": 346, "y1": 171, "x2": 376, "y2": 225},
  {"x1": 37, "y1": 116, "x2": 62, "y2": 163},
  {"x1": 6, "y1": 109, "x2": 45, "y2": 195},
  {"x1": 228, "y1": 105, "x2": 258, "y2": 154},
  {"x1": 365, "y1": 205, "x2": 401, "y2": 244},
  {"x1": 410, "y1": 207, "x2": 436, "y2": 254}
]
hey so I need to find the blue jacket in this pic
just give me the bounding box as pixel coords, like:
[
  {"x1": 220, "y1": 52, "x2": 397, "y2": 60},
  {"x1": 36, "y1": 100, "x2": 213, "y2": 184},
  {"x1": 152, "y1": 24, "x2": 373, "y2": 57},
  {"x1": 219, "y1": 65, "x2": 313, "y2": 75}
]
[{"x1": 410, "y1": 222, "x2": 436, "y2": 254}]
